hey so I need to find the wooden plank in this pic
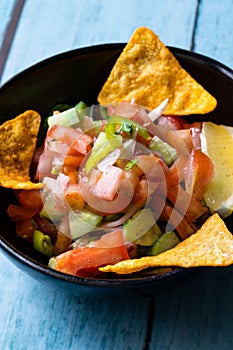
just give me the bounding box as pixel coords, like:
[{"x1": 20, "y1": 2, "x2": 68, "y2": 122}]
[
  {"x1": 193, "y1": 0, "x2": 233, "y2": 68},
  {"x1": 148, "y1": 1, "x2": 233, "y2": 349},
  {"x1": 0, "y1": 254, "x2": 150, "y2": 350},
  {"x1": 150, "y1": 267, "x2": 233, "y2": 349},
  {"x1": 0, "y1": 0, "x2": 16, "y2": 48},
  {"x1": 0, "y1": 0, "x2": 25, "y2": 79},
  {"x1": 1, "y1": 0, "x2": 197, "y2": 84}
]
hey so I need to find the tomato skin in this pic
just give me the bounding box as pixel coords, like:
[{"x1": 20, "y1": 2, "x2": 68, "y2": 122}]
[
  {"x1": 7, "y1": 204, "x2": 38, "y2": 221},
  {"x1": 55, "y1": 230, "x2": 129, "y2": 277},
  {"x1": 166, "y1": 184, "x2": 208, "y2": 222},
  {"x1": 36, "y1": 125, "x2": 92, "y2": 180},
  {"x1": 166, "y1": 156, "x2": 187, "y2": 187},
  {"x1": 167, "y1": 129, "x2": 194, "y2": 155},
  {"x1": 184, "y1": 122, "x2": 202, "y2": 149},
  {"x1": 162, "y1": 204, "x2": 196, "y2": 240},
  {"x1": 16, "y1": 219, "x2": 35, "y2": 242},
  {"x1": 47, "y1": 125, "x2": 92, "y2": 155},
  {"x1": 64, "y1": 184, "x2": 85, "y2": 210},
  {"x1": 18, "y1": 189, "x2": 43, "y2": 211},
  {"x1": 157, "y1": 115, "x2": 184, "y2": 130},
  {"x1": 184, "y1": 150, "x2": 214, "y2": 200},
  {"x1": 79, "y1": 176, "x2": 133, "y2": 215}
]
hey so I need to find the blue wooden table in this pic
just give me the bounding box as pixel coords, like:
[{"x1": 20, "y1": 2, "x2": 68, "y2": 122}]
[{"x1": 0, "y1": 1, "x2": 233, "y2": 349}]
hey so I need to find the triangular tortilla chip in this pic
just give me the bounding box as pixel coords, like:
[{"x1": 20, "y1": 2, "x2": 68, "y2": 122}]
[
  {"x1": 98, "y1": 27, "x2": 217, "y2": 115},
  {"x1": 0, "y1": 110, "x2": 43, "y2": 189},
  {"x1": 100, "y1": 214, "x2": 233, "y2": 274}
]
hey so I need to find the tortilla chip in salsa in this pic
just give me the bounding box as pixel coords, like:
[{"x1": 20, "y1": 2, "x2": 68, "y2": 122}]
[
  {"x1": 100, "y1": 214, "x2": 233, "y2": 274},
  {"x1": 98, "y1": 27, "x2": 217, "y2": 115},
  {"x1": 0, "y1": 110, "x2": 42, "y2": 189}
]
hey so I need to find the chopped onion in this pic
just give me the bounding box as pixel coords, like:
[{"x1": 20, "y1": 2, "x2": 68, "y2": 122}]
[
  {"x1": 101, "y1": 201, "x2": 144, "y2": 228},
  {"x1": 97, "y1": 148, "x2": 122, "y2": 172},
  {"x1": 148, "y1": 98, "x2": 169, "y2": 122}
]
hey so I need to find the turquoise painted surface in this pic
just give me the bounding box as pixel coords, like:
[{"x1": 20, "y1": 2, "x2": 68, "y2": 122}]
[
  {"x1": 1, "y1": 0, "x2": 197, "y2": 84},
  {"x1": 0, "y1": 0, "x2": 15, "y2": 48},
  {"x1": 195, "y1": 0, "x2": 233, "y2": 68},
  {"x1": 0, "y1": 0, "x2": 233, "y2": 349}
]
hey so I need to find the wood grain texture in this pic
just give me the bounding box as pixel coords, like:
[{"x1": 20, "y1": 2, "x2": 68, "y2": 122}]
[
  {"x1": 0, "y1": 0, "x2": 16, "y2": 48},
  {"x1": 1, "y1": 0, "x2": 233, "y2": 349},
  {"x1": 150, "y1": 267, "x2": 233, "y2": 350},
  {"x1": 1, "y1": 0, "x2": 197, "y2": 84},
  {"x1": 193, "y1": 0, "x2": 233, "y2": 68},
  {"x1": 0, "y1": 254, "x2": 150, "y2": 350},
  {"x1": 0, "y1": 0, "x2": 25, "y2": 83}
]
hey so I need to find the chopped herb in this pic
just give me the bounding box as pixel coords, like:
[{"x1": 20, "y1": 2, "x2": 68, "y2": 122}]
[
  {"x1": 125, "y1": 158, "x2": 138, "y2": 170},
  {"x1": 118, "y1": 121, "x2": 133, "y2": 135}
]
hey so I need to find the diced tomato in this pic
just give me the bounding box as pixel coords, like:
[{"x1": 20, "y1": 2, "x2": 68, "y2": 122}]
[
  {"x1": 64, "y1": 183, "x2": 85, "y2": 210},
  {"x1": 107, "y1": 102, "x2": 138, "y2": 118},
  {"x1": 47, "y1": 125, "x2": 92, "y2": 155},
  {"x1": 7, "y1": 204, "x2": 38, "y2": 221},
  {"x1": 184, "y1": 122, "x2": 202, "y2": 149},
  {"x1": 131, "y1": 108, "x2": 158, "y2": 136},
  {"x1": 166, "y1": 184, "x2": 208, "y2": 221},
  {"x1": 16, "y1": 219, "x2": 35, "y2": 242},
  {"x1": 36, "y1": 125, "x2": 92, "y2": 180},
  {"x1": 35, "y1": 148, "x2": 58, "y2": 180},
  {"x1": 167, "y1": 129, "x2": 194, "y2": 155},
  {"x1": 94, "y1": 165, "x2": 124, "y2": 201},
  {"x1": 133, "y1": 176, "x2": 160, "y2": 206},
  {"x1": 62, "y1": 166, "x2": 79, "y2": 183},
  {"x1": 133, "y1": 177, "x2": 148, "y2": 205},
  {"x1": 123, "y1": 168, "x2": 140, "y2": 190},
  {"x1": 157, "y1": 115, "x2": 184, "y2": 130},
  {"x1": 63, "y1": 154, "x2": 84, "y2": 168},
  {"x1": 166, "y1": 155, "x2": 187, "y2": 188},
  {"x1": 162, "y1": 204, "x2": 196, "y2": 240},
  {"x1": 136, "y1": 155, "x2": 166, "y2": 180},
  {"x1": 79, "y1": 176, "x2": 133, "y2": 214},
  {"x1": 184, "y1": 150, "x2": 214, "y2": 200},
  {"x1": 55, "y1": 230, "x2": 129, "y2": 277},
  {"x1": 18, "y1": 189, "x2": 43, "y2": 211}
]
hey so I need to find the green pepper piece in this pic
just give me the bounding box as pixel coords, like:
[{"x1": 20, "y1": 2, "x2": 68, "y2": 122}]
[
  {"x1": 147, "y1": 231, "x2": 180, "y2": 256},
  {"x1": 149, "y1": 135, "x2": 177, "y2": 166},
  {"x1": 33, "y1": 230, "x2": 54, "y2": 256},
  {"x1": 75, "y1": 101, "x2": 88, "y2": 122},
  {"x1": 85, "y1": 131, "x2": 122, "y2": 174},
  {"x1": 106, "y1": 116, "x2": 151, "y2": 141}
]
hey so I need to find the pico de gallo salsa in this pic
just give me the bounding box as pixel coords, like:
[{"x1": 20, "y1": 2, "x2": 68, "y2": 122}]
[{"x1": 7, "y1": 100, "x2": 224, "y2": 277}]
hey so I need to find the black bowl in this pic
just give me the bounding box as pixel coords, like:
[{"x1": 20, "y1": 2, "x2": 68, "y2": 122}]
[{"x1": 0, "y1": 44, "x2": 233, "y2": 297}]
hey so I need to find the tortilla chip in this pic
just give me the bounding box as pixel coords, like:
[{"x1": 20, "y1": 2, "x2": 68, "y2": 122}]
[
  {"x1": 98, "y1": 27, "x2": 217, "y2": 115},
  {"x1": 0, "y1": 110, "x2": 43, "y2": 189},
  {"x1": 100, "y1": 214, "x2": 233, "y2": 274}
]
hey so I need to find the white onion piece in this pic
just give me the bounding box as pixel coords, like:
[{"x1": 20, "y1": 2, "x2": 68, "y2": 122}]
[
  {"x1": 97, "y1": 148, "x2": 122, "y2": 172},
  {"x1": 121, "y1": 139, "x2": 136, "y2": 159},
  {"x1": 148, "y1": 98, "x2": 169, "y2": 122},
  {"x1": 108, "y1": 101, "x2": 138, "y2": 118},
  {"x1": 101, "y1": 201, "x2": 144, "y2": 228}
]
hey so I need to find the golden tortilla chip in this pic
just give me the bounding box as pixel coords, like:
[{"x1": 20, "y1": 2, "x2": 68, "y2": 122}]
[
  {"x1": 100, "y1": 214, "x2": 233, "y2": 274},
  {"x1": 98, "y1": 27, "x2": 217, "y2": 115},
  {"x1": 0, "y1": 110, "x2": 43, "y2": 189}
]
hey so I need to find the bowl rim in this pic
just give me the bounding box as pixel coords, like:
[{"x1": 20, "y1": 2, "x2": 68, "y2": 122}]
[
  {"x1": 0, "y1": 43, "x2": 232, "y2": 289},
  {"x1": 0, "y1": 43, "x2": 232, "y2": 91}
]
